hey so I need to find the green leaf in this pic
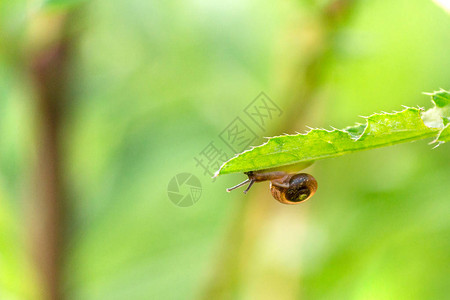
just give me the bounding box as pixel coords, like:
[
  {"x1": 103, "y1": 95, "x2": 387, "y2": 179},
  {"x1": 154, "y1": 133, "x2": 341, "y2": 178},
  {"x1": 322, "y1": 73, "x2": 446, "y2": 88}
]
[{"x1": 216, "y1": 90, "x2": 450, "y2": 176}]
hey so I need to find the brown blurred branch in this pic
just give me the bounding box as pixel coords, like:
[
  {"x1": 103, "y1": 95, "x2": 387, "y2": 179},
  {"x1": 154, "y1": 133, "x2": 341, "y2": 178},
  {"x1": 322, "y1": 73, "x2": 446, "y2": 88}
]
[{"x1": 29, "y1": 13, "x2": 72, "y2": 300}]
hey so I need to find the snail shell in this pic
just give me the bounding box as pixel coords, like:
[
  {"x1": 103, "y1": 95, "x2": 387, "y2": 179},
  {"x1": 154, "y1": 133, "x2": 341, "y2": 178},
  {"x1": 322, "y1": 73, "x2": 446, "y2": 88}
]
[{"x1": 270, "y1": 173, "x2": 317, "y2": 204}]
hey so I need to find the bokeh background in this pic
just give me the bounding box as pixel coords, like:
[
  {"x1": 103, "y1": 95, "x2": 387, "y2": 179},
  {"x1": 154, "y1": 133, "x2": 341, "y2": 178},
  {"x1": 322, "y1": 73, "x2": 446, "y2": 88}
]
[{"x1": 0, "y1": 0, "x2": 449, "y2": 299}]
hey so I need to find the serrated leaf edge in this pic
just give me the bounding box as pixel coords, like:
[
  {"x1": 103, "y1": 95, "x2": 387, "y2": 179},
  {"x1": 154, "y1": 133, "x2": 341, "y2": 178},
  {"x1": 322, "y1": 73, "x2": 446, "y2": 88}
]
[{"x1": 215, "y1": 91, "x2": 449, "y2": 176}]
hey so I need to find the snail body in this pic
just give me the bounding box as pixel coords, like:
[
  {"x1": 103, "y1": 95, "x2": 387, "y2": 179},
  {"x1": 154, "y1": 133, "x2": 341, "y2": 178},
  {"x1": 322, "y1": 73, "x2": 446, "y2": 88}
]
[{"x1": 226, "y1": 169, "x2": 318, "y2": 204}]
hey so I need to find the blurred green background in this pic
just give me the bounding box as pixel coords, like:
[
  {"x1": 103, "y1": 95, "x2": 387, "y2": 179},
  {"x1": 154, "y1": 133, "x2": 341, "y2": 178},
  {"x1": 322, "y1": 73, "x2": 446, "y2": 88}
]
[{"x1": 0, "y1": 0, "x2": 449, "y2": 299}]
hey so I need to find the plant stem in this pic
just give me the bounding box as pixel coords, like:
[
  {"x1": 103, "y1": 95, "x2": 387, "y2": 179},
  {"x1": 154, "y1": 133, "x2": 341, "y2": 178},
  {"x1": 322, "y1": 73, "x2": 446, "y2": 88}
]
[{"x1": 29, "y1": 13, "x2": 72, "y2": 300}]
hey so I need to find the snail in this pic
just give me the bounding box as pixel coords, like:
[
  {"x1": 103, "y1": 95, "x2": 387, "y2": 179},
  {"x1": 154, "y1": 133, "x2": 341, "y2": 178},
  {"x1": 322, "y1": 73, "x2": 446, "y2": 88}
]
[{"x1": 226, "y1": 170, "x2": 318, "y2": 204}]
